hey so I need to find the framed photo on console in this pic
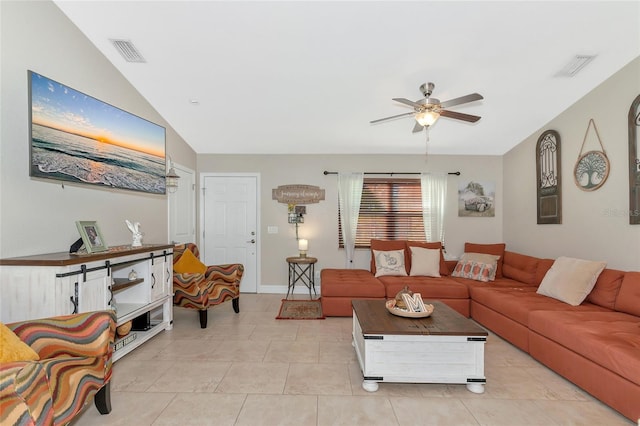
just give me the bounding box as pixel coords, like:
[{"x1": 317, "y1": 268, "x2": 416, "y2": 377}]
[{"x1": 76, "y1": 221, "x2": 108, "y2": 253}]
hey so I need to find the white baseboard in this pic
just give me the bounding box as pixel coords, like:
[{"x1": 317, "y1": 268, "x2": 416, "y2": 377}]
[{"x1": 252, "y1": 283, "x2": 321, "y2": 295}]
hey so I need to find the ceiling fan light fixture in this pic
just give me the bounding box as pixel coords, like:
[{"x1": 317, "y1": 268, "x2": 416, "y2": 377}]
[{"x1": 415, "y1": 110, "x2": 439, "y2": 127}]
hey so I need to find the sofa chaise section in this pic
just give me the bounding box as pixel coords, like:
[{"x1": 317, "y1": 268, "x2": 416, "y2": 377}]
[
  {"x1": 320, "y1": 269, "x2": 385, "y2": 316},
  {"x1": 377, "y1": 275, "x2": 470, "y2": 317}
]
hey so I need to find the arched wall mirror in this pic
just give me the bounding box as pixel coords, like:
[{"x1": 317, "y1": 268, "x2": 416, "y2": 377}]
[
  {"x1": 629, "y1": 94, "x2": 640, "y2": 225},
  {"x1": 536, "y1": 130, "x2": 562, "y2": 224}
]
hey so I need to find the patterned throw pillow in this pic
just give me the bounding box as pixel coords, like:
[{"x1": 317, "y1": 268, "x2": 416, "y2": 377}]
[
  {"x1": 464, "y1": 242, "x2": 506, "y2": 278},
  {"x1": 451, "y1": 252, "x2": 500, "y2": 282},
  {"x1": 373, "y1": 249, "x2": 408, "y2": 277}
]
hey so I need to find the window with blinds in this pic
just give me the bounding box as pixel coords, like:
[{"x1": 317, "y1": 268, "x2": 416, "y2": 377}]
[{"x1": 339, "y1": 178, "x2": 425, "y2": 248}]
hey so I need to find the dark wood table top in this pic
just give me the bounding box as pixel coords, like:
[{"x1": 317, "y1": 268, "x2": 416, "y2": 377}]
[
  {"x1": 352, "y1": 299, "x2": 488, "y2": 337},
  {"x1": 0, "y1": 244, "x2": 174, "y2": 266}
]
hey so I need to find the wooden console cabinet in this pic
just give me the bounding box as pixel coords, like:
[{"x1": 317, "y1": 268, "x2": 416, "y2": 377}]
[{"x1": 0, "y1": 244, "x2": 173, "y2": 361}]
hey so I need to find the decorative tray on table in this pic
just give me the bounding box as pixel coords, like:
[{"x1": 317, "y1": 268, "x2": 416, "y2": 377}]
[{"x1": 385, "y1": 299, "x2": 434, "y2": 318}]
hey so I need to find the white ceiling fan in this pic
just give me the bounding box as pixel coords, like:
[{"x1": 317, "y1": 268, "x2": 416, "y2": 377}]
[{"x1": 371, "y1": 82, "x2": 484, "y2": 133}]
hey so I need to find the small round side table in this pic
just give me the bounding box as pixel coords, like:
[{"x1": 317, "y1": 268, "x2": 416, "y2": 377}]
[{"x1": 286, "y1": 256, "x2": 318, "y2": 299}]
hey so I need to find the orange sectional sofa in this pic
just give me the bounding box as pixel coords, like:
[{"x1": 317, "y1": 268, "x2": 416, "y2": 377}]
[{"x1": 320, "y1": 241, "x2": 640, "y2": 421}]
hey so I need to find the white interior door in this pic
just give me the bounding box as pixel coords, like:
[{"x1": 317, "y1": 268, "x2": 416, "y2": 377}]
[
  {"x1": 201, "y1": 173, "x2": 259, "y2": 293},
  {"x1": 169, "y1": 163, "x2": 196, "y2": 244}
]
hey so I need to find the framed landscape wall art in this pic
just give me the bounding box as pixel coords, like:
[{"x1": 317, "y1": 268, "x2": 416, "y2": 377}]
[
  {"x1": 29, "y1": 71, "x2": 167, "y2": 194},
  {"x1": 629, "y1": 94, "x2": 640, "y2": 224},
  {"x1": 458, "y1": 180, "x2": 495, "y2": 217}
]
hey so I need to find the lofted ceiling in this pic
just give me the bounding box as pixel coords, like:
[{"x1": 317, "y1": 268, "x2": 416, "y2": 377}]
[{"x1": 52, "y1": 1, "x2": 640, "y2": 156}]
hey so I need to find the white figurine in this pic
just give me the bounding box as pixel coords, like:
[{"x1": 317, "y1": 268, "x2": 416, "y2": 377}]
[{"x1": 125, "y1": 220, "x2": 142, "y2": 247}]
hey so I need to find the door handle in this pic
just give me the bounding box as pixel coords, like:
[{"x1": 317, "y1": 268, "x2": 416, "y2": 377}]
[{"x1": 247, "y1": 239, "x2": 256, "y2": 244}]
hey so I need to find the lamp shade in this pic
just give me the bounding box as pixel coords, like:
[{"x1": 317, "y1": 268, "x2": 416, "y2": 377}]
[
  {"x1": 165, "y1": 160, "x2": 180, "y2": 194},
  {"x1": 415, "y1": 111, "x2": 439, "y2": 127},
  {"x1": 298, "y1": 239, "x2": 308, "y2": 251}
]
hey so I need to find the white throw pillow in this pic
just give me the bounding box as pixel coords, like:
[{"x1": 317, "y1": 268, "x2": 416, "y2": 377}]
[
  {"x1": 409, "y1": 247, "x2": 441, "y2": 277},
  {"x1": 537, "y1": 256, "x2": 607, "y2": 306},
  {"x1": 451, "y1": 252, "x2": 500, "y2": 282},
  {"x1": 373, "y1": 249, "x2": 408, "y2": 277}
]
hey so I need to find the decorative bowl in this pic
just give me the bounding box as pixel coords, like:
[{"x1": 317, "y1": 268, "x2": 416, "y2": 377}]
[
  {"x1": 385, "y1": 299, "x2": 434, "y2": 318},
  {"x1": 116, "y1": 321, "x2": 132, "y2": 337}
]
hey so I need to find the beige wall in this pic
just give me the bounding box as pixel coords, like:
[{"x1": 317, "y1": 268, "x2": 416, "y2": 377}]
[
  {"x1": 503, "y1": 57, "x2": 640, "y2": 271},
  {"x1": 198, "y1": 154, "x2": 503, "y2": 288},
  {"x1": 0, "y1": 1, "x2": 196, "y2": 258},
  {"x1": 2, "y1": 0, "x2": 636, "y2": 289}
]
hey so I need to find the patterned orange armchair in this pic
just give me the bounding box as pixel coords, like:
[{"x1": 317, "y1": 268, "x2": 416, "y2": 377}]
[
  {"x1": 173, "y1": 243, "x2": 244, "y2": 328},
  {"x1": 0, "y1": 310, "x2": 116, "y2": 426}
]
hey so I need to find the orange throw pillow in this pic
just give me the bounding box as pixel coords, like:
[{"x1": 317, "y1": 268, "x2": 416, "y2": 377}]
[
  {"x1": 173, "y1": 248, "x2": 207, "y2": 274},
  {"x1": 0, "y1": 323, "x2": 39, "y2": 363}
]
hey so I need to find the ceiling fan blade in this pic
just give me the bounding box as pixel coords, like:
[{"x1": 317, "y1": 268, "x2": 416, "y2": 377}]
[
  {"x1": 370, "y1": 112, "x2": 414, "y2": 124},
  {"x1": 412, "y1": 121, "x2": 424, "y2": 133},
  {"x1": 440, "y1": 109, "x2": 481, "y2": 123},
  {"x1": 392, "y1": 98, "x2": 423, "y2": 108},
  {"x1": 439, "y1": 93, "x2": 483, "y2": 109}
]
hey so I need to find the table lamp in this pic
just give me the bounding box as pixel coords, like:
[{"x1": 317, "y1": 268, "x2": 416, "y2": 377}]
[{"x1": 298, "y1": 239, "x2": 308, "y2": 258}]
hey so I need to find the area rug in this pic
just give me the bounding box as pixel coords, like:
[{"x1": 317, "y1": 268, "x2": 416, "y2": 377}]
[{"x1": 276, "y1": 299, "x2": 325, "y2": 320}]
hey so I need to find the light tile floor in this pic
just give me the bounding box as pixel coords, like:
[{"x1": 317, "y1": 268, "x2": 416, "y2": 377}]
[{"x1": 72, "y1": 293, "x2": 634, "y2": 426}]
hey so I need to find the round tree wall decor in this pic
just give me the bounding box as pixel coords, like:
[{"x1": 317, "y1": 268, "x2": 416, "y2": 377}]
[{"x1": 574, "y1": 119, "x2": 610, "y2": 191}]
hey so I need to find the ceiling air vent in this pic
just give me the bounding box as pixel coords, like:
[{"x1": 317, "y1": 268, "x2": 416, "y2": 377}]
[
  {"x1": 555, "y1": 55, "x2": 596, "y2": 77},
  {"x1": 110, "y1": 39, "x2": 146, "y2": 63}
]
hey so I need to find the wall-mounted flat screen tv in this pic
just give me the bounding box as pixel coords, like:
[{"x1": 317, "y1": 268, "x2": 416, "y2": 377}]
[{"x1": 29, "y1": 70, "x2": 167, "y2": 194}]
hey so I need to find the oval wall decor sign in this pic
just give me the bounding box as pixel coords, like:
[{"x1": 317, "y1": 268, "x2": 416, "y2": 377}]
[
  {"x1": 574, "y1": 119, "x2": 610, "y2": 191},
  {"x1": 574, "y1": 150, "x2": 610, "y2": 191},
  {"x1": 272, "y1": 184, "x2": 326, "y2": 204}
]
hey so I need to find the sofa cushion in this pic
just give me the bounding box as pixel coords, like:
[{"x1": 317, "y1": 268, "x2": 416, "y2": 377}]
[
  {"x1": 320, "y1": 269, "x2": 385, "y2": 298},
  {"x1": 615, "y1": 272, "x2": 640, "y2": 316},
  {"x1": 0, "y1": 323, "x2": 39, "y2": 363},
  {"x1": 377, "y1": 276, "x2": 469, "y2": 299},
  {"x1": 502, "y1": 251, "x2": 539, "y2": 286},
  {"x1": 452, "y1": 276, "x2": 535, "y2": 290},
  {"x1": 406, "y1": 241, "x2": 448, "y2": 276},
  {"x1": 586, "y1": 268, "x2": 625, "y2": 310},
  {"x1": 470, "y1": 286, "x2": 609, "y2": 326},
  {"x1": 464, "y1": 242, "x2": 506, "y2": 278},
  {"x1": 528, "y1": 310, "x2": 640, "y2": 387},
  {"x1": 373, "y1": 249, "x2": 408, "y2": 277},
  {"x1": 534, "y1": 258, "x2": 555, "y2": 285},
  {"x1": 452, "y1": 252, "x2": 500, "y2": 282},
  {"x1": 370, "y1": 240, "x2": 409, "y2": 275},
  {"x1": 537, "y1": 257, "x2": 607, "y2": 306},
  {"x1": 408, "y1": 247, "x2": 441, "y2": 277}
]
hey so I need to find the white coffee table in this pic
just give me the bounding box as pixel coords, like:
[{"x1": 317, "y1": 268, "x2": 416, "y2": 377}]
[{"x1": 352, "y1": 299, "x2": 487, "y2": 393}]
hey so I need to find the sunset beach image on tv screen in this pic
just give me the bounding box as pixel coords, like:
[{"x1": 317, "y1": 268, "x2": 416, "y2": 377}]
[{"x1": 29, "y1": 71, "x2": 167, "y2": 194}]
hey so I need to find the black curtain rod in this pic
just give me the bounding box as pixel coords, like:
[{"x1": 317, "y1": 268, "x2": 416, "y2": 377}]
[{"x1": 323, "y1": 170, "x2": 460, "y2": 176}]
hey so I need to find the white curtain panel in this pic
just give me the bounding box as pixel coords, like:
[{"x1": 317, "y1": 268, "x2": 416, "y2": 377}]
[
  {"x1": 338, "y1": 172, "x2": 364, "y2": 268},
  {"x1": 420, "y1": 173, "x2": 447, "y2": 245}
]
